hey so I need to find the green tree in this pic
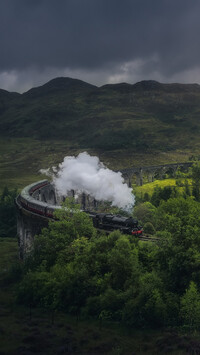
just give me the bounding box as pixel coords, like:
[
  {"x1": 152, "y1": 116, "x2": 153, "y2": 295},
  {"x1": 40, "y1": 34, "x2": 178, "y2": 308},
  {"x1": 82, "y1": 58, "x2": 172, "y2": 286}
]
[
  {"x1": 143, "y1": 192, "x2": 150, "y2": 202},
  {"x1": 0, "y1": 186, "x2": 18, "y2": 237},
  {"x1": 122, "y1": 271, "x2": 166, "y2": 327},
  {"x1": 26, "y1": 198, "x2": 96, "y2": 271},
  {"x1": 133, "y1": 202, "x2": 156, "y2": 225},
  {"x1": 108, "y1": 234, "x2": 139, "y2": 290},
  {"x1": 143, "y1": 222, "x2": 156, "y2": 235},
  {"x1": 180, "y1": 282, "x2": 200, "y2": 329},
  {"x1": 191, "y1": 163, "x2": 200, "y2": 201},
  {"x1": 150, "y1": 186, "x2": 163, "y2": 207},
  {"x1": 154, "y1": 197, "x2": 200, "y2": 293},
  {"x1": 183, "y1": 179, "x2": 191, "y2": 197},
  {"x1": 150, "y1": 185, "x2": 178, "y2": 207}
]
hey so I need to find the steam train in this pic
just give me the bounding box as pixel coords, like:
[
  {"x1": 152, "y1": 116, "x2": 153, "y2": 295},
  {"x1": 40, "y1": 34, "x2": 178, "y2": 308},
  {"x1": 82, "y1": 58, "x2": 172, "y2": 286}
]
[
  {"x1": 17, "y1": 180, "x2": 143, "y2": 236},
  {"x1": 92, "y1": 213, "x2": 143, "y2": 236}
]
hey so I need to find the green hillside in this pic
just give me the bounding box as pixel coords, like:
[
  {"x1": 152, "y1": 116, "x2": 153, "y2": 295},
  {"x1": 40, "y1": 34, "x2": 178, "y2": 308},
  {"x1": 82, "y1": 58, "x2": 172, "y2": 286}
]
[
  {"x1": 1, "y1": 77, "x2": 200, "y2": 188},
  {"x1": 1, "y1": 77, "x2": 200, "y2": 152}
]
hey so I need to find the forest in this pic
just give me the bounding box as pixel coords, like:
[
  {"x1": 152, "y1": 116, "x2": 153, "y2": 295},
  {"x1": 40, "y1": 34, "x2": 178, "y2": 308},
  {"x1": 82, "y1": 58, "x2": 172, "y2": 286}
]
[{"x1": 1, "y1": 163, "x2": 200, "y2": 353}]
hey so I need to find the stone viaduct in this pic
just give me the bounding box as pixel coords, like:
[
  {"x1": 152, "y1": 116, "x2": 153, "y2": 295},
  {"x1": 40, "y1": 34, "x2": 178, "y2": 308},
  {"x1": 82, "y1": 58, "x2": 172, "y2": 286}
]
[
  {"x1": 120, "y1": 162, "x2": 193, "y2": 187},
  {"x1": 15, "y1": 180, "x2": 99, "y2": 258},
  {"x1": 16, "y1": 162, "x2": 193, "y2": 258}
]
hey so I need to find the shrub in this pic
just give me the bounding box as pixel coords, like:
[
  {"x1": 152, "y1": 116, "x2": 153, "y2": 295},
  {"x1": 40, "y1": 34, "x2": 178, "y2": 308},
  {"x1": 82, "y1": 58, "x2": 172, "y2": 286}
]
[{"x1": 144, "y1": 222, "x2": 156, "y2": 235}]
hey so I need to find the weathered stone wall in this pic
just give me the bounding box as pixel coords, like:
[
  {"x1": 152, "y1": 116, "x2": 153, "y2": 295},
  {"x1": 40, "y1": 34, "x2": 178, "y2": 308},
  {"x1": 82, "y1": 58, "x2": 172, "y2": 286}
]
[
  {"x1": 16, "y1": 198, "x2": 49, "y2": 259},
  {"x1": 32, "y1": 184, "x2": 57, "y2": 204}
]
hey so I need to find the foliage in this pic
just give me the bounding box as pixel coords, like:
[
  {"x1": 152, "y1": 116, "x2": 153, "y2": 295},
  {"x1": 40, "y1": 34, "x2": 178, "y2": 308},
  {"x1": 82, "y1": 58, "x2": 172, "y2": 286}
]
[
  {"x1": 143, "y1": 192, "x2": 150, "y2": 201},
  {"x1": 133, "y1": 201, "x2": 156, "y2": 224},
  {"x1": 25, "y1": 199, "x2": 96, "y2": 271},
  {"x1": 16, "y1": 190, "x2": 200, "y2": 329},
  {"x1": 0, "y1": 186, "x2": 18, "y2": 237},
  {"x1": 180, "y1": 282, "x2": 200, "y2": 330},
  {"x1": 183, "y1": 179, "x2": 191, "y2": 197},
  {"x1": 191, "y1": 163, "x2": 200, "y2": 201},
  {"x1": 134, "y1": 178, "x2": 192, "y2": 202},
  {"x1": 150, "y1": 185, "x2": 179, "y2": 206},
  {"x1": 143, "y1": 222, "x2": 156, "y2": 235},
  {"x1": 1, "y1": 237, "x2": 198, "y2": 355},
  {"x1": 154, "y1": 197, "x2": 200, "y2": 293}
]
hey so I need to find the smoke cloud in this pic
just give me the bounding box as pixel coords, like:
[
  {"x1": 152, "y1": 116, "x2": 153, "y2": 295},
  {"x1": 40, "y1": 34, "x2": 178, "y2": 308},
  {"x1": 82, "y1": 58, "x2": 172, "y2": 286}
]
[{"x1": 44, "y1": 152, "x2": 135, "y2": 209}]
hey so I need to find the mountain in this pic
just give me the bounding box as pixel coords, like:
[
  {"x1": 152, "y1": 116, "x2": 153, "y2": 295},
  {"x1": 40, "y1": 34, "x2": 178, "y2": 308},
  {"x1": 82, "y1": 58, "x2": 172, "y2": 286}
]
[
  {"x1": 1, "y1": 77, "x2": 200, "y2": 154},
  {"x1": 23, "y1": 77, "x2": 97, "y2": 98}
]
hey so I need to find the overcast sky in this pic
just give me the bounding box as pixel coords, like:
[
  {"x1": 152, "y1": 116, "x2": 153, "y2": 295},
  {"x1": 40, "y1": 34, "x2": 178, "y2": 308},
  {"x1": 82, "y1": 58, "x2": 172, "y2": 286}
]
[{"x1": 1, "y1": 0, "x2": 200, "y2": 92}]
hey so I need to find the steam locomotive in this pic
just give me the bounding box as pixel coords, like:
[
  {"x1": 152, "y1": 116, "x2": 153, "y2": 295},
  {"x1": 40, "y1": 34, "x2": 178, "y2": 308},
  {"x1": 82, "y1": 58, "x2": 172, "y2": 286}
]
[
  {"x1": 91, "y1": 213, "x2": 143, "y2": 236},
  {"x1": 17, "y1": 180, "x2": 143, "y2": 236}
]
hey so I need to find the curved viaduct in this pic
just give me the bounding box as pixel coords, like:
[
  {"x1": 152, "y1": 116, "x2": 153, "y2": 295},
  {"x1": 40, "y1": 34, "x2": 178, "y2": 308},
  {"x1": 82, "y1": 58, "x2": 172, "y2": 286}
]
[
  {"x1": 16, "y1": 162, "x2": 193, "y2": 258},
  {"x1": 16, "y1": 180, "x2": 98, "y2": 258}
]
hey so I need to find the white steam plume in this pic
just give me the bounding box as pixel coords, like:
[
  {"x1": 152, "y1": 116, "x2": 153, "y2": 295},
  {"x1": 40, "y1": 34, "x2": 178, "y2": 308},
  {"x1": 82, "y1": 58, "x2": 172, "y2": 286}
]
[{"x1": 42, "y1": 152, "x2": 135, "y2": 209}]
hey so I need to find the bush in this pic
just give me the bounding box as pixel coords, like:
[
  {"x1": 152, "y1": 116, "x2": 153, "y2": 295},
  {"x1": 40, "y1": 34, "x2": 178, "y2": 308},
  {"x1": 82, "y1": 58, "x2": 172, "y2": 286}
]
[
  {"x1": 144, "y1": 222, "x2": 156, "y2": 235},
  {"x1": 133, "y1": 202, "x2": 156, "y2": 224}
]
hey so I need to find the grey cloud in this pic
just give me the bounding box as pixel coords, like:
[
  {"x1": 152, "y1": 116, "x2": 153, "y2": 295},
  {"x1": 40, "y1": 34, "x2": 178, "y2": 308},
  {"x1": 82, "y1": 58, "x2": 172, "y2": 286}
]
[{"x1": 0, "y1": 0, "x2": 200, "y2": 90}]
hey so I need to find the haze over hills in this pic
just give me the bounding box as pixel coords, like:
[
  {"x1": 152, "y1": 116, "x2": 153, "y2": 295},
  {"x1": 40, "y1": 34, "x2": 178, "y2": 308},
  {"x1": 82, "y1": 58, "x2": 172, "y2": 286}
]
[{"x1": 1, "y1": 77, "x2": 200, "y2": 154}]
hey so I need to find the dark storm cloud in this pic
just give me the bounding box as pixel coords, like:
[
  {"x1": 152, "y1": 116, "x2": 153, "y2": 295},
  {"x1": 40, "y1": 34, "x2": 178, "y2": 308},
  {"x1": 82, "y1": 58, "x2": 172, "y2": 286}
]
[{"x1": 0, "y1": 0, "x2": 200, "y2": 90}]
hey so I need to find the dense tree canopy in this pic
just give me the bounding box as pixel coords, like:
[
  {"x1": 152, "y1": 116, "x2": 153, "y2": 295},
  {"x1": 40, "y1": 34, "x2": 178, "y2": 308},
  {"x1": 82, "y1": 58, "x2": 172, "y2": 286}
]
[{"x1": 16, "y1": 192, "x2": 200, "y2": 329}]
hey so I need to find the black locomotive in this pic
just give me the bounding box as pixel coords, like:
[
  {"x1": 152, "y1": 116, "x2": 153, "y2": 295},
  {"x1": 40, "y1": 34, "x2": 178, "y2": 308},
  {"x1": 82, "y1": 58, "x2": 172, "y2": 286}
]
[{"x1": 92, "y1": 213, "x2": 143, "y2": 236}]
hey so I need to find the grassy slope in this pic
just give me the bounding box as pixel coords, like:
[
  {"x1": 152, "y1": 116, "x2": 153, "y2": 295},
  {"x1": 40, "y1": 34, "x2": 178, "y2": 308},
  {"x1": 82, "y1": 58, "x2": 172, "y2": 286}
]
[
  {"x1": 0, "y1": 138, "x2": 71, "y2": 191},
  {"x1": 0, "y1": 137, "x2": 194, "y2": 191}
]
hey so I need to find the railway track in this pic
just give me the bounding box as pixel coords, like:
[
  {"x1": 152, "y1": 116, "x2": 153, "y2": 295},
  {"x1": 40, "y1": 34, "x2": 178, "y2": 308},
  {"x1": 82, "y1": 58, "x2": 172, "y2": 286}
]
[
  {"x1": 139, "y1": 235, "x2": 159, "y2": 242},
  {"x1": 97, "y1": 228, "x2": 158, "y2": 242}
]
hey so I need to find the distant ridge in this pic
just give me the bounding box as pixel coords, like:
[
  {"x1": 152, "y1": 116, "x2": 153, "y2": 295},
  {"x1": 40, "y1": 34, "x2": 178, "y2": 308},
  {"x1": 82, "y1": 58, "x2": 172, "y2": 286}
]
[
  {"x1": 1, "y1": 77, "x2": 200, "y2": 95},
  {"x1": 101, "y1": 80, "x2": 200, "y2": 93}
]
